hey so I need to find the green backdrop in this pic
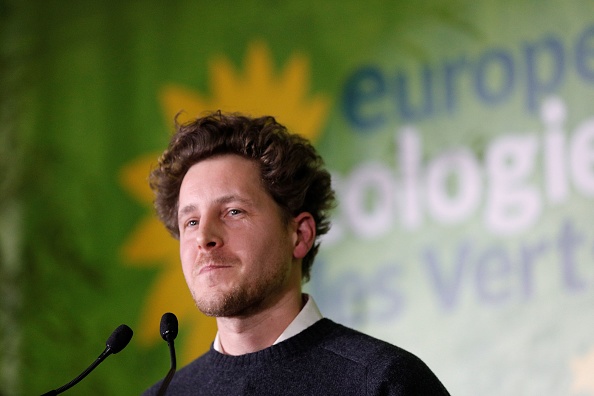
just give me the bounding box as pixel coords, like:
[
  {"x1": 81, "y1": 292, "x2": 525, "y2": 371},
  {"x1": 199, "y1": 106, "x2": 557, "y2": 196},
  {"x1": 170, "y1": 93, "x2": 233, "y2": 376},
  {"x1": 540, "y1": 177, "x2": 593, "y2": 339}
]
[{"x1": 1, "y1": 1, "x2": 594, "y2": 395}]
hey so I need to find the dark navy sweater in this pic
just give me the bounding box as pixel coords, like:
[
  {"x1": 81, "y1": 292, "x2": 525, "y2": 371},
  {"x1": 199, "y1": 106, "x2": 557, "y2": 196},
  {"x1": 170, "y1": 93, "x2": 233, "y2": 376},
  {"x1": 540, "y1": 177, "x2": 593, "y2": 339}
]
[{"x1": 143, "y1": 318, "x2": 450, "y2": 395}]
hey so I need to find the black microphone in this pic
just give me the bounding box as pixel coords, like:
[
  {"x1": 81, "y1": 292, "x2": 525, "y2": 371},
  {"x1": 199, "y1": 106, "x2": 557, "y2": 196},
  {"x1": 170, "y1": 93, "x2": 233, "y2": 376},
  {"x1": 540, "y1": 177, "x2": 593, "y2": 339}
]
[
  {"x1": 156, "y1": 312, "x2": 178, "y2": 396},
  {"x1": 40, "y1": 324, "x2": 133, "y2": 396}
]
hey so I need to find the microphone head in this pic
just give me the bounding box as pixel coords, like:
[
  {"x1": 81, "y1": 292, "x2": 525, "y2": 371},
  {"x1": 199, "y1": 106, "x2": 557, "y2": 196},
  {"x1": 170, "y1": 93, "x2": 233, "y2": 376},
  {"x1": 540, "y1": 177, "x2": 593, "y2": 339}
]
[
  {"x1": 160, "y1": 312, "x2": 178, "y2": 342},
  {"x1": 106, "y1": 324, "x2": 133, "y2": 354}
]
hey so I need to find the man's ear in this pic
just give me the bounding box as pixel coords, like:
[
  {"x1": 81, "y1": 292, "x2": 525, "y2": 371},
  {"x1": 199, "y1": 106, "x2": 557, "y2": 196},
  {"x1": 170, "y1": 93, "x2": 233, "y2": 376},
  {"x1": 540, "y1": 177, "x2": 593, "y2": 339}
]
[{"x1": 292, "y1": 212, "x2": 316, "y2": 260}]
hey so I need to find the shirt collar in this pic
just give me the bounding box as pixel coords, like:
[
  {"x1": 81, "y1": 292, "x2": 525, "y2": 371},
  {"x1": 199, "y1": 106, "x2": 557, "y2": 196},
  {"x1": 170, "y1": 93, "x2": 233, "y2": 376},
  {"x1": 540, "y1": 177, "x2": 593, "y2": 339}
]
[{"x1": 213, "y1": 294, "x2": 323, "y2": 354}]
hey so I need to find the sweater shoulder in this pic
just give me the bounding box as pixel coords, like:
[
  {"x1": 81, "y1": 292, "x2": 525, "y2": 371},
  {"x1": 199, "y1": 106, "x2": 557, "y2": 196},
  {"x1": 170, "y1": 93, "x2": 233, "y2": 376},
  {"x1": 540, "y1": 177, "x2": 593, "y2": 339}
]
[
  {"x1": 319, "y1": 319, "x2": 418, "y2": 362},
  {"x1": 318, "y1": 319, "x2": 450, "y2": 394}
]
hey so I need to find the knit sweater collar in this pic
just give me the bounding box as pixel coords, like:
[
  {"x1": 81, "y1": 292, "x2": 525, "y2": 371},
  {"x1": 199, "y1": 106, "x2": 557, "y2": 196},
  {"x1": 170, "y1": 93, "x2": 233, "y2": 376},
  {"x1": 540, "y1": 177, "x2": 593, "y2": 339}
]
[{"x1": 202, "y1": 318, "x2": 336, "y2": 370}]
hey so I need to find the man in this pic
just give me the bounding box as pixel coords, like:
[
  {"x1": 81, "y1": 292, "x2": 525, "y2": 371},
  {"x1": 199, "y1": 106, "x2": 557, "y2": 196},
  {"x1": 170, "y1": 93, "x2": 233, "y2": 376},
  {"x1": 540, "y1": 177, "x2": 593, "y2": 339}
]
[{"x1": 143, "y1": 112, "x2": 450, "y2": 395}]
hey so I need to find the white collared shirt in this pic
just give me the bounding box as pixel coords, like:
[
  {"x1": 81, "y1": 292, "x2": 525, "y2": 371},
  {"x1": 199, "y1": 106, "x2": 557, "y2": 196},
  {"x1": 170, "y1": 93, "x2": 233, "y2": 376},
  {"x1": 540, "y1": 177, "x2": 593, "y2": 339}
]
[{"x1": 213, "y1": 294, "x2": 323, "y2": 353}]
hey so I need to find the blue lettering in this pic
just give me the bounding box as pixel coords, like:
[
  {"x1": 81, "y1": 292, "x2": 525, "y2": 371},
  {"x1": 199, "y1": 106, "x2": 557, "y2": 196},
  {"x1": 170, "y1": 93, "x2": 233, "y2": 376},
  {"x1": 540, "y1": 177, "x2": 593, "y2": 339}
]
[
  {"x1": 395, "y1": 64, "x2": 434, "y2": 121},
  {"x1": 340, "y1": 23, "x2": 594, "y2": 130},
  {"x1": 475, "y1": 247, "x2": 512, "y2": 304},
  {"x1": 575, "y1": 25, "x2": 594, "y2": 81},
  {"x1": 423, "y1": 242, "x2": 471, "y2": 310},
  {"x1": 369, "y1": 264, "x2": 406, "y2": 322},
  {"x1": 342, "y1": 66, "x2": 387, "y2": 130},
  {"x1": 309, "y1": 258, "x2": 406, "y2": 327},
  {"x1": 444, "y1": 56, "x2": 470, "y2": 113},
  {"x1": 519, "y1": 239, "x2": 549, "y2": 299},
  {"x1": 557, "y1": 218, "x2": 588, "y2": 291},
  {"x1": 524, "y1": 35, "x2": 565, "y2": 112},
  {"x1": 474, "y1": 49, "x2": 515, "y2": 105}
]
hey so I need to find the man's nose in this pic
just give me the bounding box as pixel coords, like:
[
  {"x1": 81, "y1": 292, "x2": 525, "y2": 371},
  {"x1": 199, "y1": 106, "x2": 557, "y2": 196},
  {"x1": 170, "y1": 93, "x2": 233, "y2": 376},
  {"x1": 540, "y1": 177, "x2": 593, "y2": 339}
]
[{"x1": 196, "y1": 217, "x2": 223, "y2": 249}]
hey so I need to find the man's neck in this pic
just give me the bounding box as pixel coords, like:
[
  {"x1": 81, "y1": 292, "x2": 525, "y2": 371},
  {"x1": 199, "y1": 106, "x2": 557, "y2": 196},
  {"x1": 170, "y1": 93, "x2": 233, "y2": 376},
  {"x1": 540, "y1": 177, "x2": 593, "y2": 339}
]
[{"x1": 215, "y1": 290, "x2": 304, "y2": 356}]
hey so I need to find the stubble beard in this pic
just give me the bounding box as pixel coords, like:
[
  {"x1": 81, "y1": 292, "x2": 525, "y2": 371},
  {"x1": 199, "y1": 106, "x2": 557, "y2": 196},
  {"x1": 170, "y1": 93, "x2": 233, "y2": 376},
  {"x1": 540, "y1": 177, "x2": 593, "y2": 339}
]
[{"x1": 190, "y1": 254, "x2": 292, "y2": 318}]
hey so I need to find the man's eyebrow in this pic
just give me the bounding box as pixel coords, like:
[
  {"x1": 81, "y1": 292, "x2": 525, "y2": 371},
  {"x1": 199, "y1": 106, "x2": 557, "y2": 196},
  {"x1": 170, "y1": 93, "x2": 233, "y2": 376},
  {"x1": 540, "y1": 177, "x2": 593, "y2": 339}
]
[
  {"x1": 178, "y1": 204, "x2": 197, "y2": 219},
  {"x1": 177, "y1": 195, "x2": 253, "y2": 219},
  {"x1": 214, "y1": 194, "x2": 252, "y2": 206}
]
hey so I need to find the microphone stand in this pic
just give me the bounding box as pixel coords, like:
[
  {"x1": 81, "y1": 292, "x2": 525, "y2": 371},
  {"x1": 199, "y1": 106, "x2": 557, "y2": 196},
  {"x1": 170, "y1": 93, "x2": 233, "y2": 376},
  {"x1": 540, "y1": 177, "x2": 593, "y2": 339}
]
[
  {"x1": 156, "y1": 337, "x2": 176, "y2": 396},
  {"x1": 40, "y1": 324, "x2": 133, "y2": 396},
  {"x1": 41, "y1": 348, "x2": 112, "y2": 396}
]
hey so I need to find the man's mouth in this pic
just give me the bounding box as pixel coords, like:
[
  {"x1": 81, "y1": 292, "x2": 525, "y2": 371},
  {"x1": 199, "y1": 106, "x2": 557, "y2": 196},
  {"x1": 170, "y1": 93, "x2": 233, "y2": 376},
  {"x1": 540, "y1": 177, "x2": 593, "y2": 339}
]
[{"x1": 198, "y1": 263, "x2": 232, "y2": 275}]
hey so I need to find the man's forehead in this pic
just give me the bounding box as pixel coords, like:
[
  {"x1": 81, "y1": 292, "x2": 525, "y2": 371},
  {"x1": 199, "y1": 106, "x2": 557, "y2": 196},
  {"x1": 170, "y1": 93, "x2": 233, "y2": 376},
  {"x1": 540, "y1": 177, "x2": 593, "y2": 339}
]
[{"x1": 177, "y1": 155, "x2": 272, "y2": 213}]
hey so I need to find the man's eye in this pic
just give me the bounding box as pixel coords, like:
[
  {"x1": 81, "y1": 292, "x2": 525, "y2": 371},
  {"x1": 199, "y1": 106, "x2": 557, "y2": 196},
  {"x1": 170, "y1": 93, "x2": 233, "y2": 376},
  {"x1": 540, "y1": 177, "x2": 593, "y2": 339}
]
[
  {"x1": 187, "y1": 220, "x2": 198, "y2": 227},
  {"x1": 228, "y1": 209, "x2": 241, "y2": 216}
]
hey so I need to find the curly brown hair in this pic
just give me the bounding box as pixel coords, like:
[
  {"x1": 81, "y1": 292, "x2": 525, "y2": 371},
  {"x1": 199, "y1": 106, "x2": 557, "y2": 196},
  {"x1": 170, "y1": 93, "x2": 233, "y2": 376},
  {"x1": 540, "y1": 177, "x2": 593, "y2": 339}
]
[{"x1": 149, "y1": 111, "x2": 335, "y2": 282}]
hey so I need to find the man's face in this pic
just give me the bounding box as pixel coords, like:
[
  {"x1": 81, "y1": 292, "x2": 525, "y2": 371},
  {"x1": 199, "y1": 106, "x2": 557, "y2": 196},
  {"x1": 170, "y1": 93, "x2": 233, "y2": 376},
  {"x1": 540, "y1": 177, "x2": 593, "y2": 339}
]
[{"x1": 177, "y1": 154, "x2": 300, "y2": 317}]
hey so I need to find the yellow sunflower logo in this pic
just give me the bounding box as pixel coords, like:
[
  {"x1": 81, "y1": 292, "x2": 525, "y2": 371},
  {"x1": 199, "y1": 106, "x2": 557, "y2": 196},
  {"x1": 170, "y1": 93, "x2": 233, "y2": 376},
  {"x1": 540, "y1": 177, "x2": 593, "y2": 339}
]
[{"x1": 119, "y1": 41, "x2": 330, "y2": 363}]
